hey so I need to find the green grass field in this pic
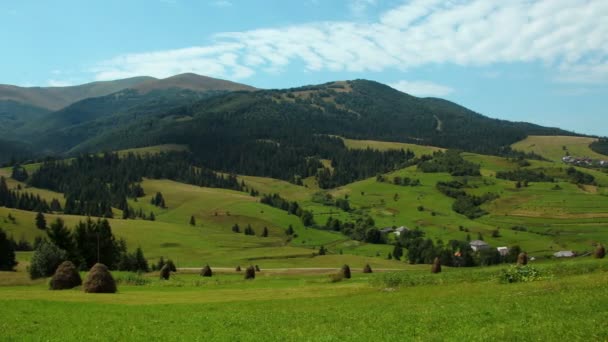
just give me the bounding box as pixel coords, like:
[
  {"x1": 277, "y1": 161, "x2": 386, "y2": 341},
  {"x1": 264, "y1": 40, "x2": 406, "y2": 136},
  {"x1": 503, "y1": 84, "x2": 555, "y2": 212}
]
[{"x1": 1, "y1": 258, "x2": 606, "y2": 341}]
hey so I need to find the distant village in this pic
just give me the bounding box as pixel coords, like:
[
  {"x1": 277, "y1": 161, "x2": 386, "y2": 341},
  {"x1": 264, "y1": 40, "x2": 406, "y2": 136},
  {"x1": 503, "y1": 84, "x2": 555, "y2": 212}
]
[
  {"x1": 382, "y1": 226, "x2": 579, "y2": 259},
  {"x1": 562, "y1": 155, "x2": 608, "y2": 167}
]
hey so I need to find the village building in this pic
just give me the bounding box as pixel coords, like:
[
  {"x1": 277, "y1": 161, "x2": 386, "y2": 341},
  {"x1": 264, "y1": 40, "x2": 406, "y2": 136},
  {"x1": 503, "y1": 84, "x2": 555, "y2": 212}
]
[
  {"x1": 469, "y1": 240, "x2": 490, "y2": 252},
  {"x1": 554, "y1": 250, "x2": 576, "y2": 258}
]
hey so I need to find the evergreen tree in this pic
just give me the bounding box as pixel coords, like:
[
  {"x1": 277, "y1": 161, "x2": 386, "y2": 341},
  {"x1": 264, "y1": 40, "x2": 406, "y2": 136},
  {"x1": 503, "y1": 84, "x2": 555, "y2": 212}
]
[
  {"x1": 149, "y1": 212, "x2": 155, "y2": 221},
  {"x1": 318, "y1": 246, "x2": 326, "y2": 255},
  {"x1": 46, "y1": 218, "x2": 76, "y2": 261},
  {"x1": 262, "y1": 226, "x2": 269, "y2": 237},
  {"x1": 189, "y1": 215, "x2": 196, "y2": 226},
  {"x1": 0, "y1": 228, "x2": 17, "y2": 271},
  {"x1": 134, "y1": 247, "x2": 149, "y2": 272},
  {"x1": 35, "y1": 212, "x2": 47, "y2": 230},
  {"x1": 50, "y1": 198, "x2": 62, "y2": 212}
]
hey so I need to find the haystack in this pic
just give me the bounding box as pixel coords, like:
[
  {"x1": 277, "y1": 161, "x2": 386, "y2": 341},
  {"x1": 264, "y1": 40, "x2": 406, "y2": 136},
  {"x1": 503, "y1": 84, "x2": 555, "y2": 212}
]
[
  {"x1": 83, "y1": 263, "x2": 116, "y2": 293},
  {"x1": 245, "y1": 265, "x2": 255, "y2": 280},
  {"x1": 431, "y1": 257, "x2": 442, "y2": 274},
  {"x1": 50, "y1": 261, "x2": 82, "y2": 290},
  {"x1": 594, "y1": 244, "x2": 605, "y2": 259},
  {"x1": 341, "y1": 264, "x2": 351, "y2": 279},
  {"x1": 363, "y1": 264, "x2": 373, "y2": 274},
  {"x1": 517, "y1": 252, "x2": 528, "y2": 266},
  {"x1": 160, "y1": 264, "x2": 171, "y2": 280},
  {"x1": 201, "y1": 265, "x2": 212, "y2": 277}
]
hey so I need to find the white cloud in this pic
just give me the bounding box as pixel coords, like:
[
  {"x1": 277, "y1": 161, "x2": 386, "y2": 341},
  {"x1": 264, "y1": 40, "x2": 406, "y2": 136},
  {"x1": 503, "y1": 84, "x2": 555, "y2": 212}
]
[
  {"x1": 389, "y1": 80, "x2": 454, "y2": 97},
  {"x1": 90, "y1": 0, "x2": 608, "y2": 84}
]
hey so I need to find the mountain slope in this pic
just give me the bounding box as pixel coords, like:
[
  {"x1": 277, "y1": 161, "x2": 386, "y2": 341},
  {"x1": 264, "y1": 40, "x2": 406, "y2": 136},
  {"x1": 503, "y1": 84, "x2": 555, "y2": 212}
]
[
  {"x1": 0, "y1": 76, "x2": 155, "y2": 111},
  {"x1": 133, "y1": 73, "x2": 256, "y2": 93}
]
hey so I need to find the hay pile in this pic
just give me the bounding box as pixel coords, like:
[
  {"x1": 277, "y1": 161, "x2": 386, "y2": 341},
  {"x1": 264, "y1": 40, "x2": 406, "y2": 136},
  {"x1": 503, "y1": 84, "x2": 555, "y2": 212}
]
[
  {"x1": 235, "y1": 265, "x2": 241, "y2": 272},
  {"x1": 363, "y1": 264, "x2": 373, "y2": 274},
  {"x1": 201, "y1": 265, "x2": 212, "y2": 277},
  {"x1": 83, "y1": 263, "x2": 116, "y2": 293},
  {"x1": 431, "y1": 257, "x2": 442, "y2": 274},
  {"x1": 341, "y1": 264, "x2": 351, "y2": 279},
  {"x1": 244, "y1": 265, "x2": 255, "y2": 280},
  {"x1": 594, "y1": 244, "x2": 605, "y2": 259},
  {"x1": 50, "y1": 261, "x2": 82, "y2": 290},
  {"x1": 160, "y1": 264, "x2": 171, "y2": 280},
  {"x1": 517, "y1": 252, "x2": 528, "y2": 266}
]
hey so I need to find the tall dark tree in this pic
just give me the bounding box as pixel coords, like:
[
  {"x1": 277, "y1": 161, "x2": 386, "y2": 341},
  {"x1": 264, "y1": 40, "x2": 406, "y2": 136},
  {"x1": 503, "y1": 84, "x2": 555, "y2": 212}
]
[
  {"x1": 189, "y1": 216, "x2": 196, "y2": 226},
  {"x1": 35, "y1": 212, "x2": 47, "y2": 230},
  {"x1": 46, "y1": 218, "x2": 76, "y2": 260},
  {"x1": 0, "y1": 228, "x2": 17, "y2": 271}
]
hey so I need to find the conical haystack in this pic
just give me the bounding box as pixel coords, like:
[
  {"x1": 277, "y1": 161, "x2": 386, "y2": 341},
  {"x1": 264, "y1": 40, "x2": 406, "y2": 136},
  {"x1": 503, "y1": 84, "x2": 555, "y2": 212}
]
[
  {"x1": 160, "y1": 264, "x2": 171, "y2": 280},
  {"x1": 431, "y1": 257, "x2": 442, "y2": 274},
  {"x1": 83, "y1": 263, "x2": 116, "y2": 293},
  {"x1": 245, "y1": 265, "x2": 255, "y2": 280},
  {"x1": 201, "y1": 265, "x2": 212, "y2": 277},
  {"x1": 50, "y1": 261, "x2": 82, "y2": 290},
  {"x1": 341, "y1": 264, "x2": 351, "y2": 279}
]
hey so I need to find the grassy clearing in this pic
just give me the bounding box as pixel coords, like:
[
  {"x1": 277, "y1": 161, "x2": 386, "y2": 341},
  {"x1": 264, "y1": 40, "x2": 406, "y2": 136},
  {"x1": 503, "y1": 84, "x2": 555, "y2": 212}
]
[
  {"x1": 512, "y1": 135, "x2": 605, "y2": 161},
  {"x1": 340, "y1": 136, "x2": 444, "y2": 155},
  {"x1": 115, "y1": 144, "x2": 188, "y2": 157}
]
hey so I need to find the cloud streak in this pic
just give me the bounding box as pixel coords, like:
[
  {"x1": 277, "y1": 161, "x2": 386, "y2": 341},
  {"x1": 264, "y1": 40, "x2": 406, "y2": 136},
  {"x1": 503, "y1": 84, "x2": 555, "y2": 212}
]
[
  {"x1": 389, "y1": 80, "x2": 453, "y2": 97},
  {"x1": 90, "y1": 0, "x2": 608, "y2": 84}
]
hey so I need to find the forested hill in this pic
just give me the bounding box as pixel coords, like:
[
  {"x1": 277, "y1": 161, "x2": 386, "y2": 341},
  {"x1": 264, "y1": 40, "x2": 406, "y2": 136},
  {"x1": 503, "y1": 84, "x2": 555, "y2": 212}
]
[{"x1": 80, "y1": 79, "x2": 571, "y2": 155}]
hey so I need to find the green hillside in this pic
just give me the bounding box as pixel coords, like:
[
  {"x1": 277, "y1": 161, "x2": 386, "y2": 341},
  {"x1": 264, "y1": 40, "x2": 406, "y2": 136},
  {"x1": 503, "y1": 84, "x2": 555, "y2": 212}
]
[{"x1": 512, "y1": 135, "x2": 606, "y2": 162}]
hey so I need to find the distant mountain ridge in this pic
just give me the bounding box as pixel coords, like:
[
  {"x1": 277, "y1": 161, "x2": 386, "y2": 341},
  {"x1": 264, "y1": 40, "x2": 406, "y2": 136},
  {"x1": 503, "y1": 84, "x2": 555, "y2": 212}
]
[
  {"x1": 0, "y1": 73, "x2": 257, "y2": 142},
  {"x1": 0, "y1": 75, "x2": 580, "y2": 162}
]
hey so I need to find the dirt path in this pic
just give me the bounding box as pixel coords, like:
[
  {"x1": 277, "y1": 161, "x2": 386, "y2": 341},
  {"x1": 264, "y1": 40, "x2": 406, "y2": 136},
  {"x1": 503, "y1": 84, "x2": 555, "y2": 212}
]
[{"x1": 177, "y1": 267, "x2": 407, "y2": 275}]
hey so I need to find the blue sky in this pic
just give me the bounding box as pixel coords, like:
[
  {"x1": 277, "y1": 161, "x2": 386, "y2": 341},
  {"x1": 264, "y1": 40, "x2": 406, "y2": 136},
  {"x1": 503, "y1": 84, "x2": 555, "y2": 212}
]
[{"x1": 1, "y1": 0, "x2": 607, "y2": 136}]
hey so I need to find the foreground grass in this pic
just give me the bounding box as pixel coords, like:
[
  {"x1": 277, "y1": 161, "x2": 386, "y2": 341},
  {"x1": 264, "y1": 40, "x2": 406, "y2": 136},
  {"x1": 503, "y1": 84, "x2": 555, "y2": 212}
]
[{"x1": 1, "y1": 261, "x2": 606, "y2": 341}]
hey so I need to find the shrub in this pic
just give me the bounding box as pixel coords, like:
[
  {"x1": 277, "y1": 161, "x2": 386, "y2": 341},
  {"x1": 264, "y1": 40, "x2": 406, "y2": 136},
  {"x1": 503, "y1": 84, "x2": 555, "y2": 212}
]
[
  {"x1": 159, "y1": 264, "x2": 171, "y2": 280},
  {"x1": 245, "y1": 265, "x2": 256, "y2": 280},
  {"x1": 363, "y1": 264, "x2": 373, "y2": 274},
  {"x1": 341, "y1": 264, "x2": 351, "y2": 279},
  {"x1": 594, "y1": 244, "x2": 606, "y2": 259},
  {"x1": 83, "y1": 263, "x2": 117, "y2": 293},
  {"x1": 517, "y1": 252, "x2": 528, "y2": 266},
  {"x1": 431, "y1": 257, "x2": 442, "y2": 274},
  {"x1": 29, "y1": 241, "x2": 67, "y2": 279},
  {"x1": 201, "y1": 265, "x2": 212, "y2": 277},
  {"x1": 50, "y1": 261, "x2": 82, "y2": 290},
  {"x1": 499, "y1": 265, "x2": 542, "y2": 283},
  {"x1": 235, "y1": 265, "x2": 241, "y2": 272}
]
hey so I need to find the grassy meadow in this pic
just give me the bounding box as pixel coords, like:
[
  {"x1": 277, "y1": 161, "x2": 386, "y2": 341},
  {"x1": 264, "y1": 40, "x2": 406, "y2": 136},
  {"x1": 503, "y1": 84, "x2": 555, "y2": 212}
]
[
  {"x1": 2, "y1": 138, "x2": 608, "y2": 340},
  {"x1": 0, "y1": 257, "x2": 606, "y2": 341},
  {"x1": 512, "y1": 135, "x2": 606, "y2": 162}
]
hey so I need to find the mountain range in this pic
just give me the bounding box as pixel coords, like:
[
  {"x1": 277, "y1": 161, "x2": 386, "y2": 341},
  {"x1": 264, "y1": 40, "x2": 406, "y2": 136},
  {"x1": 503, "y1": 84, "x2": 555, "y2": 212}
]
[{"x1": 0, "y1": 73, "x2": 575, "y2": 164}]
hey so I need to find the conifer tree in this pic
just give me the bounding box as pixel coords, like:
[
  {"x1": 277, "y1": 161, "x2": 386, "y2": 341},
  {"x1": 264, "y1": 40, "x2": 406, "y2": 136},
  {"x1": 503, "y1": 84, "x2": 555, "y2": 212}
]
[{"x1": 35, "y1": 212, "x2": 47, "y2": 230}]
